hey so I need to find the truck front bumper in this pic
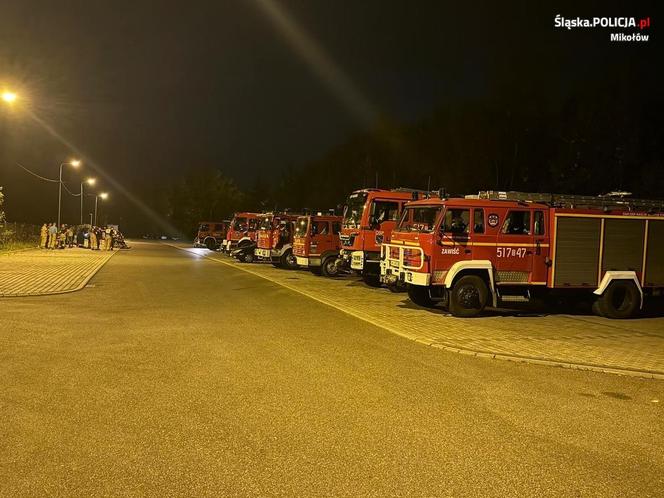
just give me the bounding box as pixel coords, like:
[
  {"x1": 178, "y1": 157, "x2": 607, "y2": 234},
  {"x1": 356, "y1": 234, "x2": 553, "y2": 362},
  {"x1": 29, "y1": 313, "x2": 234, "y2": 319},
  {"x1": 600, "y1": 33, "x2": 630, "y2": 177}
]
[
  {"x1": 381, "y1": 265, "x2": 431, "y2": 286},
  {"x1": 255, "y1": 248, "x2": 272, "y2": 259},
  {"x1": 296, "y1": 256, "x2": 322, "y2": 268}
]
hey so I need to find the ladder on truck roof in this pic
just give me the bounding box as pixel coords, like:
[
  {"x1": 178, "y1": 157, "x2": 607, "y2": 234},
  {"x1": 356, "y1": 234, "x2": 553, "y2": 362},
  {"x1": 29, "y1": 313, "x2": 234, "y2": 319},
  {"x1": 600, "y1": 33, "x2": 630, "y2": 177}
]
[{"x1": 473, "y1": 191, "x2": 664, "y2": 212}]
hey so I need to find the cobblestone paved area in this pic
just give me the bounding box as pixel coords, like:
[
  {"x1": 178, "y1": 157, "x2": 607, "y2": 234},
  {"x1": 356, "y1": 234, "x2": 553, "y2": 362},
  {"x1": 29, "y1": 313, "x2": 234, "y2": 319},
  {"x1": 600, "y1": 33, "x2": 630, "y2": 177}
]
[
  {"x1": 0, "y1": 248, "x2": 116, "y2": 297},
  {"x1": 178, "y1": 246, "x2": 664, "y2": 379}
]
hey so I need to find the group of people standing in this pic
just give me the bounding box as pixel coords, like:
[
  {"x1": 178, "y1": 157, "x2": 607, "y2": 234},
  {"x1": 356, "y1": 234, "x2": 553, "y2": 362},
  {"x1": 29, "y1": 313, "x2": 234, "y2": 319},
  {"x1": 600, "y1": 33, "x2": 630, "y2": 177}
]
[{"x1": 40, "y1": 223, "x2": 121, "y2": 251}]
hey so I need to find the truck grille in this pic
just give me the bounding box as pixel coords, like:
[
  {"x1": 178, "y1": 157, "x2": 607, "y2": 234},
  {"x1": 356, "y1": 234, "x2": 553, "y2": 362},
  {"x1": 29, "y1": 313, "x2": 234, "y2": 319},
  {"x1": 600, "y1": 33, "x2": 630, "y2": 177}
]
[{"x1": 340, "y1": 234, "x2": 356, "y2": 247}]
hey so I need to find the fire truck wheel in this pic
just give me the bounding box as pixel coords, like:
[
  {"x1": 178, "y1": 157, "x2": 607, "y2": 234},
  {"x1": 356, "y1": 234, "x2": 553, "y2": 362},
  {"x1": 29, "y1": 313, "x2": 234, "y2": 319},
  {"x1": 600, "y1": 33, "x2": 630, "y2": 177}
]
[
  {"x1": 321, "y1": 256, "x2": 340, "y2": 277},
  {"x1": 595, "y1": 280, "x2": 640, "y2": 319},
  {"x1": 280, "y1": 250, "x2": 298, "y2": 270},
  {"x1": 407, "y1": 285, "x2": 436, "y2": 308},
  {"x1": 449, "y1": 275, "x2": 488, "y2": 317},
  {"x1": 205, "y1": 238, "x2": 216, "y2": 251}
]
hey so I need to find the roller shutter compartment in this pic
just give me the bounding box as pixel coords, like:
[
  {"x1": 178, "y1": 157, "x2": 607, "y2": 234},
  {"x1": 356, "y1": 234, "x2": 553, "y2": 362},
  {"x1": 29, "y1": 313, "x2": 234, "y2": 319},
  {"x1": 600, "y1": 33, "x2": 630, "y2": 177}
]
[
  {"x1": 645, "y1": 220, "x2": 664, "y2": 286},
  {"x1": 554, "y1": 217, "x2": 601, "y2": 286}
]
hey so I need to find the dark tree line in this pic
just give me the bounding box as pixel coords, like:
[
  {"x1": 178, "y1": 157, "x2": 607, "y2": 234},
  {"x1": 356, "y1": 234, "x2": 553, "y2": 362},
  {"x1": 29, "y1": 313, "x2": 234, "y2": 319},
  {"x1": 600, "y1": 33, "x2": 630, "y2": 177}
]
[{"x1": 164, "y1": 91, "x2": 664, "y2": 236}]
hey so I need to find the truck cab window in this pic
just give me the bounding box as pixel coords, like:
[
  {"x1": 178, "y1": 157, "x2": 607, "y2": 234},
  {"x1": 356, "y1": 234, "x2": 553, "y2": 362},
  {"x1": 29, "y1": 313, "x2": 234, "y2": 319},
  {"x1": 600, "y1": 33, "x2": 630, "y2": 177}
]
[
  {"x1": 441, "y1": 208, "x2": 470, "y2": 235},
  {"x1": 332, "y1": 222, "x2": 341, "y2": 235},
  {"x1": 371, "y1": 201, "x2": 399, "y2": 226},
  {"x1": 501, "y1": 211, "x2": 531, "y2": 235},
  {"x1": 473, "y1": 209, "x2": 485, "y2": 234},
  {"x1": 312, "y1": 221, "x2": 328, "y2": 235}
]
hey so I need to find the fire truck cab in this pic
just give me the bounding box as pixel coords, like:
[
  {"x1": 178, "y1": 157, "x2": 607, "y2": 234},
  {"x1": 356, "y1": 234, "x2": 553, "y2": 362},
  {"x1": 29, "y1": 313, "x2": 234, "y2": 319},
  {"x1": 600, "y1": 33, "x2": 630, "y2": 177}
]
[
  {"x1": 293, "y1": 213, "x2": 343, "y2": 276},
  {"x1": 221, "y1": 212, "x2": 261, "y2": 253},
  {"x1": 381, "y1": 191, "x2": 664, "y2": 318},
  {"x1": 338, "y1": 188, "x2": 416, "y2": 286},
  {"x1": 194, "y1": 220, "x2": 229, "y2": 250},
  {"x1": 254, "y1": 212, "x2": 300, "y2": 269}
]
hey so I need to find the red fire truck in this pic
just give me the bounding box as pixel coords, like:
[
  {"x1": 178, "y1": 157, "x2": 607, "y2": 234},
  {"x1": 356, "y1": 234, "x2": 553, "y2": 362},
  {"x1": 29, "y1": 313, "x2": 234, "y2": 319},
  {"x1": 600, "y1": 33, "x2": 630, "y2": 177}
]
[
  {"x1": 381, "y1": 191, "x2": 664, "y2": 318},
  {"x1": 193, "y1": 220, "x2": 229, "y2": 250},
  {"x1": 221, "y1": 212, "x2": 261, "y2": 253},
  {"x1": 338, "y1": 188, "x2": 418, "y2": 286},
  {"x1": 293, "y1": 213, "x2": 343, "y2": 276},
  {"x1": 253, "y1": 212, "x2": 300, "y2": 268}
]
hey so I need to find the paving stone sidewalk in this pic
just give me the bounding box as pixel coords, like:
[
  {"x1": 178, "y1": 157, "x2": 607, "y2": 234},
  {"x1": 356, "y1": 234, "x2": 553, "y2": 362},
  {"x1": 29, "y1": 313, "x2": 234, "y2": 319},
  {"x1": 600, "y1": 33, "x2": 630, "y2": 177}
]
[
  {"x1": 181, "y1": 246, "x2": 664, "y2": 379},
  {"x1": 0, "y1": 248, "x2": 115, "y2": 297}
]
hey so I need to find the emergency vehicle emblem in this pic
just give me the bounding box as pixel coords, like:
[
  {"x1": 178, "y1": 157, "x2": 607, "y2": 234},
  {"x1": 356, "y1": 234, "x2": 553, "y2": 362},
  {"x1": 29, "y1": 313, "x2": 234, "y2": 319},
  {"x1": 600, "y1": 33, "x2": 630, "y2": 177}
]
[{"x1": 488, "y1": 213, "x2": 499, "y2": 227}]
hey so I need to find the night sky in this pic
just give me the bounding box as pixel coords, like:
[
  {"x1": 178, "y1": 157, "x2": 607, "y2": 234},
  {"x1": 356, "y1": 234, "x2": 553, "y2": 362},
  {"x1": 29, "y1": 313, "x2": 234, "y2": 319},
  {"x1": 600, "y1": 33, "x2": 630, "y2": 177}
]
[{"x1": 0, "y1": 0, "x2": 660, "y2": 232}]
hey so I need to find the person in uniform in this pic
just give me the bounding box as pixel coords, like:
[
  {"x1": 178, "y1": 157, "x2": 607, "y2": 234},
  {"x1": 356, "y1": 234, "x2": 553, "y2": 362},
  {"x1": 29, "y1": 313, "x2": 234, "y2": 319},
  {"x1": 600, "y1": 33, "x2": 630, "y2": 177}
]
[
  {"x1": 66, "y1": 226, "x2": 74, "y2": 248},
  {"x1": 104, "y1": 226, "x2": 112, "y2": 250},
  {"x1": 89, "y1": 226, "x2": 97, "y2": 250},
  {"x1": 48, "y1": 223, "x2": 58, "y2": 249},
  {"x1": 40, "y1": 223, "x2": 48, "y2": 249},
  {"x1": 58, "y1": 226, "x2": 67, "y2": 249}
]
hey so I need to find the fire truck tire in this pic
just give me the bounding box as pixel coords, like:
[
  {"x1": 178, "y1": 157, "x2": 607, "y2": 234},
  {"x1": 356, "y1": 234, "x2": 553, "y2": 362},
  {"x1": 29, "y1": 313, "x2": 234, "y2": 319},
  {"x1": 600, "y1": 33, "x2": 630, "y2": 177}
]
[
  {"x1": 362, "y1": 274, "x2": 382, "y2": 287},
  {"x1": 407, "y1": 285, "x2": 436, "y2": 308},
  {"x1": 594, "y1": 280, "x2": 640, "y2": 319},
  {"x1": 449, "y1": 275, "x2": 488, "y2": 317},
  {"x1": 205, "y1": 238, "x2": 216, "y2": 250},
  {"x1": 280, "y1": 249, "x2": 298, "y2": 270},
  {"x1": 321, "y1": 256, "x2": 340, "y2": 277}
]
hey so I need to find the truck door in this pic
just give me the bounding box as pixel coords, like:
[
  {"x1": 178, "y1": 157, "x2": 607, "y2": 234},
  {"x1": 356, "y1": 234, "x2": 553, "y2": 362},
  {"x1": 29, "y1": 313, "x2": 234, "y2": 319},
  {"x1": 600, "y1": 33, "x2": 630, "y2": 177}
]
[
  {"x1": 370, "y1": 199, "x2": 401, "y2": 247},
  {"x1": 494, "y1": 209, "x2": 534, "y2": 283},
  {"x1": 311, "y1": 220, "x2": 332, "y2": 255},
  {"x1": 530, "y1": 210, "x2": 550, "y2": 285},
  {"x1": 470, "y1": 207, "x2": 496, "y2": 261},
  {"x1": 436, "y1": 207, "x2": 472, "y2": 271}
]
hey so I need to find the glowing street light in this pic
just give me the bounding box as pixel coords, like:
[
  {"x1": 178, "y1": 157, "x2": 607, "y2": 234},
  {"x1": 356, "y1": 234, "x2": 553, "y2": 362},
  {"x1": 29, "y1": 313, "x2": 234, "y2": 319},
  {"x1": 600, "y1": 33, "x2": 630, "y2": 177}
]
[
  {"x1": 94, "y1": 192, "x2": 109, "y2": 226},
  {"x1": 80, "y1": 177, "x2": 96, "y2": 225},
  {"x1": 57, "y1": 159, "x2": 82, "y2": 228},
  {"x1": 2, "y1": 91, "x2": 17, "y2": 103}
]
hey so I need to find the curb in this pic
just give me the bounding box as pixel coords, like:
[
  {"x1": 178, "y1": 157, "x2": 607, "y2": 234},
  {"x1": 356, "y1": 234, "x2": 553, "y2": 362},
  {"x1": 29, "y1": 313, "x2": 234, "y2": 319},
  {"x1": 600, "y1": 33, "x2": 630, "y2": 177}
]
[
  {"x1": 0, "y1": 250, "x2": 117, "y2": 298},
  {"x1": 168, "y1": 244, "x2": 664, "y2": 382}
]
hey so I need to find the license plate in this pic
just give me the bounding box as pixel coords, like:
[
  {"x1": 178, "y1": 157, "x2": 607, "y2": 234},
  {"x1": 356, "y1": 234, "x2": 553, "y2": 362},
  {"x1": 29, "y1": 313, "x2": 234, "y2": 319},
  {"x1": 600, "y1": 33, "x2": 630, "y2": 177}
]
[{"x1": 256, "y1": 249, "x2": 270, "y2": 257}]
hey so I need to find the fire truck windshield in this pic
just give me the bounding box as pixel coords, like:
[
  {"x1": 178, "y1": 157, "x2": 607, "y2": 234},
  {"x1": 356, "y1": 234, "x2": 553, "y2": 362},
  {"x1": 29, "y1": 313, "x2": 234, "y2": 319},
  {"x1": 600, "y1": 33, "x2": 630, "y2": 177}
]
[
  {"x1": 343, "y1": 192, "x2": 368, "y2": 228},
  {"x1": 233, "y1": 217, "x2": 247, "y2": 231},
  {"x1": 258, "y1": 216, "x2": 273, "y2": 231},
  {"x1": 295, "y1": 218, "x2": 308, "y2": 237},
  {"x1": 397, "y1": 206, "x2": 442, "y2": 233},
  {"x1": 199, "y1": 224, "x2": 209, "y2": 232}
]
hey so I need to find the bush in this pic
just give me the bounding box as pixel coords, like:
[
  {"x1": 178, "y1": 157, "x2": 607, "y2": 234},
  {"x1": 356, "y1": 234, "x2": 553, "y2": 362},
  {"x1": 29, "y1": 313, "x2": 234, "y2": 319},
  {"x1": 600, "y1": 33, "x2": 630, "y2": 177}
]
[{"x1": 0, "y1": 222, "x2": 40, "y2": 251}]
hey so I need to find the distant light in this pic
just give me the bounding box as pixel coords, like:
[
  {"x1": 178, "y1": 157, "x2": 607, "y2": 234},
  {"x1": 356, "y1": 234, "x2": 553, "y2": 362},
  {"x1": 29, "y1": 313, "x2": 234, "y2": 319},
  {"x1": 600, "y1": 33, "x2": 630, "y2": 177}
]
[
  {"x1": 99, "y1": 192, "x2": 109, "y2": 200},
  {"x1": 2, "y1": 91, "x2": 17, "y2": 103},
  {"x1": 70, "y1": 159, "x2": 81, "y2": 167},
  {"x1": 86, "y1": 178, "x2": 96, "y2": 185}
]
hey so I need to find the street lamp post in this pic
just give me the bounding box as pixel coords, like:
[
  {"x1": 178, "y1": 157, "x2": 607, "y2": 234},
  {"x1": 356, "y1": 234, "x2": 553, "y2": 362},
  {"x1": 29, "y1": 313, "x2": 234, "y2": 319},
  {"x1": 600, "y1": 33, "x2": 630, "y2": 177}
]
[
  {"x1": 94, "y1": 192, "x2": 108, "y2": 226},
  {"x1": 58, "y1": 160, "x2": 81, "y2": 228},
  {"x1": 80, "y1": 178, "x2": 96, "y2": 225}
]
